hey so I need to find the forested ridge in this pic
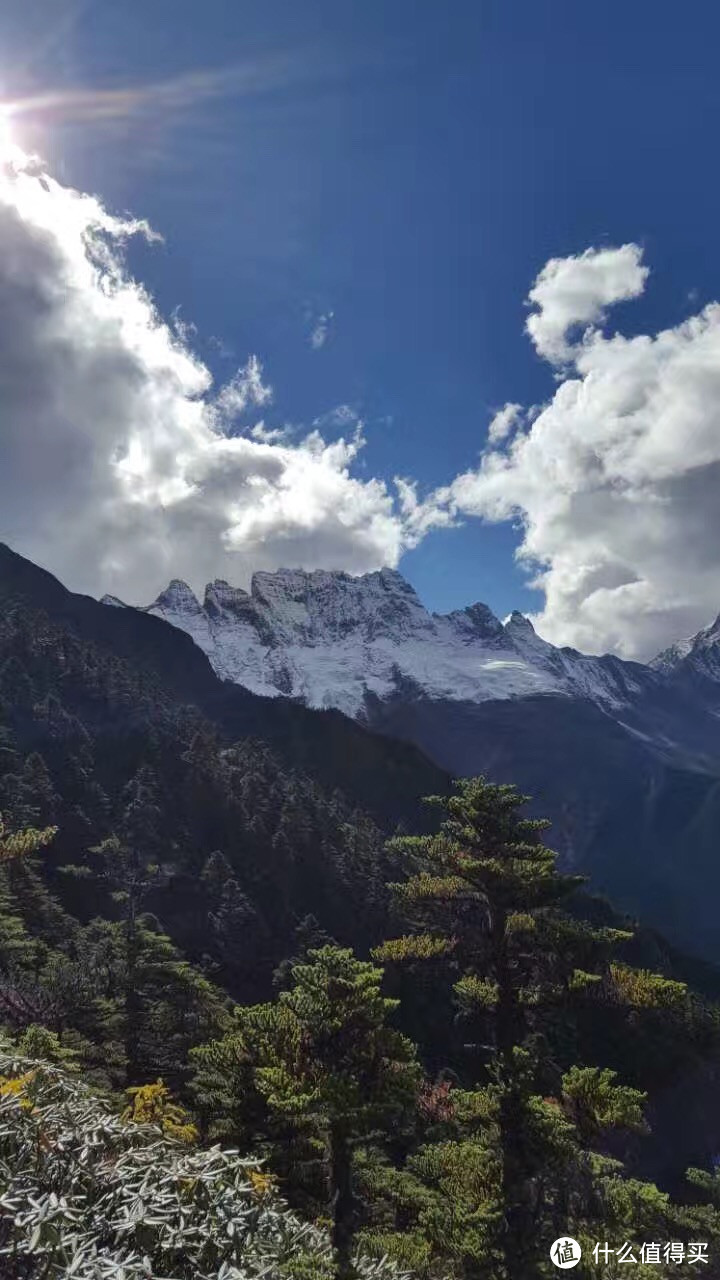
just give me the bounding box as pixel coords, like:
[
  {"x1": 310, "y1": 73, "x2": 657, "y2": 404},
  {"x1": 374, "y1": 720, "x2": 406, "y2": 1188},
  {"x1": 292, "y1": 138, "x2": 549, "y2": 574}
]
[{"x1": 3, "y1": 548, "x2": 720, "y2": 1276}]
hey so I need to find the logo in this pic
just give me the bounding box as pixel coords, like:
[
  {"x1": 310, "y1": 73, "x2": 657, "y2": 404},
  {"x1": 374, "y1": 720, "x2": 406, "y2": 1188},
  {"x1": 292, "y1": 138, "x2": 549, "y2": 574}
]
[{"x1": 550, "y1": 1237, "x2": 582, "y2": 1269}]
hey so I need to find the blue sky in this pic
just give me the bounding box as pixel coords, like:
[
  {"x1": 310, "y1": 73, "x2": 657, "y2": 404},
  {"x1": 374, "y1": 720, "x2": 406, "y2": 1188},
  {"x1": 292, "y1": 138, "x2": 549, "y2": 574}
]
[{"x1": 3, "y1": 1, "x2": 720, "y2": 655}]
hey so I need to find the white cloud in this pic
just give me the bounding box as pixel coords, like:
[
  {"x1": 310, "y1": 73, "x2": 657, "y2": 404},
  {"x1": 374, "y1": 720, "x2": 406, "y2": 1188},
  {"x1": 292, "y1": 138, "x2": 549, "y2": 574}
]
[
  {"x1": 3, "y1": 136, "x2": 719, "y2": 664},
  {"x1": 394, "y1": 477, "x2": 458, "y2": 545},
  {"x1": 0, "y1": 143, "x2": 420, "y2": 602},
  {"x1": 211, "y1": 355, "x2": 273, "y2": 433},
  {"x1": 525, "y1": 243, "x2": 648, "y2": 365},
  {"x1": 309, "y1": 310, "x2": 334, "y2": 350},
  {"x1": 446, "y1": 245, "x2": 720, "y2": 659},
  {"x1": 487, "y1": 403, "x2": 524, "y2": 444}
]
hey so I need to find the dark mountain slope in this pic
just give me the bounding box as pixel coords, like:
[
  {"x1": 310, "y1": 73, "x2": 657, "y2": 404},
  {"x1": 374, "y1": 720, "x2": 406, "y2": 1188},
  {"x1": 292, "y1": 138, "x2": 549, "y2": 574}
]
[
  {"x1": 0, "y1": 541, "x2": 454, "y2": 999},
  {"x1": 5, "y1": 543, "x2": 720, "y2": 1203},
  {"x1": 123, "y1": 555, "x2": 720, "y2": 959},
  {"x1": 366, "y1": 690, "x2": 720, "y2": 957},
  {"x1": 0, "y1": 542, "x2": 447, "y2": 827},
  {"x1": 5, "y1": 541, "x2": 720, "y2": 960}
]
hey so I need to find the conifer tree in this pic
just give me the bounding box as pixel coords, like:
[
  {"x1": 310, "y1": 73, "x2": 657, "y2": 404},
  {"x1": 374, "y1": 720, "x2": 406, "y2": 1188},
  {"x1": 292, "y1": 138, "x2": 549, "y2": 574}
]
[
  {"x1": 193, "y1": 945, "x2": 421, "y2": 1280},
  {"x1": 16, "y1": 1022, "x2": 80, "y2": 1068},
  {"x1": 372, "y1": 778, "x2": 649, "y2": 1279},
  {"x1": 62, "y1": 834, "x2": 226, "y2": 1084},
  {"x1": 62, "y1": 833, "x2": 160, "y2": 1081},
  {"x1": 0, "y1": 814, "x2": 59, "y2": 974},
  {"x1": 272, "y1": 913, "x2": 336, "y2": 991},
  {"x1": 0, "y1": 813, "x2": 57, "y2": 865},
  {"x1": 208, "y1": 876, "x2": 261, "y2": 980},
  {"x1": 0, "y1": 721, "x2": 17, "y2": 771},
  {"x1": 0, "y1": 815, "x2": 64, "y2": 1034},
  {"x1": 200, "y1": 849, "x2": 234, "y2": 901}
]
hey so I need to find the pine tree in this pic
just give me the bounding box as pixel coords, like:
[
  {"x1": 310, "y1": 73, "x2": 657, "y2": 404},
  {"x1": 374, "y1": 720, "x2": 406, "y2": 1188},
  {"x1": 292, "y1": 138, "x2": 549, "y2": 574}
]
[
  {"x1": 62, "y1": 833, "x2": 160, "y2": 1081},
  {"x1": 5, "y1": 843, "x2": 77, "y2": 951},
  {"x1": 372, "y1": 778, "x2": 656, "y2": 1279},
  {"x1": 0, "y1": 720, "x2": 17, "y2": 771},
  {"x1": 0, "y1": 813, "x2": 57, "y2": 865},
  {"x1": 193, "y1": 945, "x2": 420, "y2": 1280},
  {"x1": 0, "y1": 871, "x2": 36, "y2": 975},
  {"x1": 0, "y1": 656, "x2": 34, "y2": 710},
  {"x1": 0, "y1": 813, "x2": 59, "y2": 978},
  {"x1": 120, "y1": 764, "x2": 165, "y2": 862},
  {"x1": 209, "y1": 877, "x2": 260, "y2": 976},
  {"x1": 0, "y1": 753, "x2": 59, "y2": 827},
  {"x1": 200, "y1": 849, "x2": 234, "y2": 901},
  {"x1": 61, "y1": 834, "x2": 226, "y2": 1085},
  {"x1": 0, "y1": 815, "x2": 64, "y2": 1035},
  {"x1": 272, "y1": 914, "x2": 336, "y2": 991},
  {"x1": 15, "y1": 1022, "x2": 81, "y2": 1068}
]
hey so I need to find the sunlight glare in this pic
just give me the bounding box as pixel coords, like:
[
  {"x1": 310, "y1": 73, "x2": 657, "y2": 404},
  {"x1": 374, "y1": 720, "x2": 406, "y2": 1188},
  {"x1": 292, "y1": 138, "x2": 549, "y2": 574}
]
[
  {"x1": 0, "y1": 102, "x2": 40, "y2": 174},
  {"x1": 0, "y1": 106, "x2": 11, "y2": 151},
  {"x1": 0, "y1": 105, "x2": 24, "y2": 165}
]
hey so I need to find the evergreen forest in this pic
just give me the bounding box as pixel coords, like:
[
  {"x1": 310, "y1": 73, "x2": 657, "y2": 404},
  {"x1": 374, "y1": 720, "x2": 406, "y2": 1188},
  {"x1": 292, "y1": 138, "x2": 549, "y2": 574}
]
[{"x1": 2, "y1": 558, "x2": 720, "y2": 1278}]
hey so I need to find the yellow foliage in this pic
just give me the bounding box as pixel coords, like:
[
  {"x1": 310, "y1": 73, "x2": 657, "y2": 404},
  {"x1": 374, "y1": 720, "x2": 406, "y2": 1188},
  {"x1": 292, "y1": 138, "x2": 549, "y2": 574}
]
[
  {"x1": 0, "y1": 1071, "x2": 37, "y2": 1111},
  {"x1": 0, "y1": 815, "x2": 57, "y2": 864},
  {"x1": 399, "y1": 874, "x2": 467, "y2": 901},
  {"x1": 372, "y1": 934, "x2": 455, "y2": 963},
  {"x1": 248, "y1": 1168, "x2": 277, "y2": 1198},
  {"x1": 610, "y1": 963, "x2": 688, "y2": 1010},
  {"x1": 123, "y1": 1080, "x2": 198, "y2": 1144},
  {"x1": 506, "y1": 912, "x2": 536, "y2": 934},
  {"x1": 454, "y1": 974, "x2": 498, "y2": 1009},
  {"x1": 569, "y1": 969, "x2": 602, "y2": 992}
]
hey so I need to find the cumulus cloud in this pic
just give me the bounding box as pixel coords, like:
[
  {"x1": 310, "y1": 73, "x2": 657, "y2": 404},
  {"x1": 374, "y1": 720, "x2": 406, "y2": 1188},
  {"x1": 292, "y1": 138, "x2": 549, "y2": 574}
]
[
  {"x1": 0, "y1": 142, "x2": 424, "y2": 602},
  {"x1": 211, "y1": 355, "x2": 273, "y2": 433},
  {"x1": 445, "y1": 244, "x2": 720, "y2": 658},
  {"x1": 3, "y1": 134, "x2": 719, "y2": 663},
  {"x1": 525, "y1": 243, "x2": 648, "y2": 365},
  {"x1": 487, "y1": 403, "x2": 524, "y2": 444},
  {"x1": 394, "y1": 477, "x2": 458, "y2": 544}
]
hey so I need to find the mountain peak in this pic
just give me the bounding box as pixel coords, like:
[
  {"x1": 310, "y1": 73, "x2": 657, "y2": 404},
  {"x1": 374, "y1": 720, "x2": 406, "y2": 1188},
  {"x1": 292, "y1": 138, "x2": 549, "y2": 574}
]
[
  {"x1": 246, "y1": 565, "x2": 420, "y2": 599},
  {"x1": 132, "y1": 563, "x2": 647, "y2": 716},
  {"x1": 151, "y1": 580, "x2": 202, "y2": 615},
  {"x1": 505, "y1": 610, "x2": 536, "y2": 634},
  {"x1": 652, "y1": 608, "x2": 720, "y2": 678},
  {"x1": 442, "y1": 601, "x2": 506, "y2": 643},
  {"x1": 241, "y1": 566, "x2": 431, "y2": 648},
  {"x1": 204, "y1": 579, "x2": 252, "y2": 615}
]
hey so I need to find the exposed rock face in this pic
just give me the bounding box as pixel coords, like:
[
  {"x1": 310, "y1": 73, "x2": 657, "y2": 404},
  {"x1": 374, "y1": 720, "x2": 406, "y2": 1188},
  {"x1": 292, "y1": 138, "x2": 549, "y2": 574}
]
[
  {"x1": 652, "y1": 612, "x2": 720, "y2": 683},
  {"x1": 131, "y1": 566, "x2": 655, "y2": 719},
  {"x1": 98, "y1": 563, "x2": 720, "y2": 957}
]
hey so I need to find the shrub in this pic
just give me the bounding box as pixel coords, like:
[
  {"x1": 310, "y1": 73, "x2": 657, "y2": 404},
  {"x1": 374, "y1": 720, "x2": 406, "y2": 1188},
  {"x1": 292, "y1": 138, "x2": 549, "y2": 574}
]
[{"x1": 0, "y1": 1044, "x2": 410, "y2": 1279}]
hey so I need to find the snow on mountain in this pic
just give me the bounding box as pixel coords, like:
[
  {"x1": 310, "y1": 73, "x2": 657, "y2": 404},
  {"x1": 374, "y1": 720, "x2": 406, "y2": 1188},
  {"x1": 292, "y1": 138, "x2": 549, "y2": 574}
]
[
  {"x1": 651, "y1": 612, "x2": 720, "y2": 681},
  {"x1": 101, "y1": 567, "x2": 655, "y2": 720}
]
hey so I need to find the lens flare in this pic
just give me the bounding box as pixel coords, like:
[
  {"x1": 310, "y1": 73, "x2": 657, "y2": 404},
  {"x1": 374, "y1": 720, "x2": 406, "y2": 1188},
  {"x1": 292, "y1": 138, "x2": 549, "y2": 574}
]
[
  {"x1": 0, "y1": 108, "x2": 12, "y2": 151},
  {"x1": 0, "y1": 107, "x2": 27, "y2": 167}
]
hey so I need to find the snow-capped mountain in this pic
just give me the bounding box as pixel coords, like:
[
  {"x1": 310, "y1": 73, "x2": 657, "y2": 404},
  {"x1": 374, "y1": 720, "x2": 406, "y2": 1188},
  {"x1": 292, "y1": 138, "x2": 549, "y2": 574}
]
[
  {"x1": 68, "y1": 552, "x2": 720, "y2": 955},
  {"x1": 11, "y1": 535, "x2": 720, "y2": 961},
  {"x1": 651, "y1": 611, "x2": 720, "y2": 683},
  {"x1": 102, "y1": 567, "x2": 656, "y2": 720}
]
